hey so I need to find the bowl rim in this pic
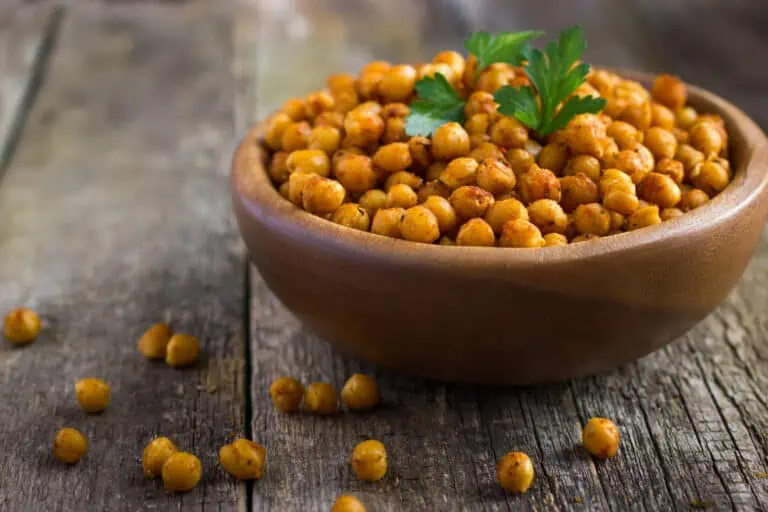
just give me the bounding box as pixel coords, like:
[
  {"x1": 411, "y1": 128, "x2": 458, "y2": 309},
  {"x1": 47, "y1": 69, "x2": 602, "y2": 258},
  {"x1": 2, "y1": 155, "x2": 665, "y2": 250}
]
[{"x1": 231, "y1": 69, "x2": 768, "y2": 267}]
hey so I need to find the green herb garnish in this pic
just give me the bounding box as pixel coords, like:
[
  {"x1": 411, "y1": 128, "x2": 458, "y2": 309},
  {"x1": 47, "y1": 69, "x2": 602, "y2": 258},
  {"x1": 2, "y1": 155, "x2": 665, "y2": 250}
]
[
  {"x1": 493, "y1": 25, "x2": 606, "y2": 137},
  {"x1": 404, "y1": 73, "x2": 465, "y2": 137},
  {"x1": 464, "y1": 30, "x2": 543, "y2": 75}
]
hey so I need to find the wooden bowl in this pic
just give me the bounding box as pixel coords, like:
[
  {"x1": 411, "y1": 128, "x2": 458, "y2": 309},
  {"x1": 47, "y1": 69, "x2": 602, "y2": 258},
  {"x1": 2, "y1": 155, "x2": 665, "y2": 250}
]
[{"x1": 231, "y1": 71, "x2": 768, "y2": 385}]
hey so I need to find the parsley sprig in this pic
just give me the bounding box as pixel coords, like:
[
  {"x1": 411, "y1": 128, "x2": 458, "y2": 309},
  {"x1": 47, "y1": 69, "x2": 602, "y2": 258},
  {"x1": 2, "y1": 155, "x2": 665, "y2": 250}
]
[
  {"x1": 464, "y1": 30, "x2": 543, "y2": 75},
  {"x1": 404, "y1": 73, "x2": 465, "y2": 137},
  {"x1": 493, "y1": 26, "x2": 606, "y2": 136}
]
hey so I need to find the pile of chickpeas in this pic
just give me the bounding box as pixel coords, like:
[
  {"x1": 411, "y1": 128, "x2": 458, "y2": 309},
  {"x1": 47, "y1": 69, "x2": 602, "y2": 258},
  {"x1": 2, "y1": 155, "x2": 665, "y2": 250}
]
[{"x1": 261, "y1": 52, "x2": 732, "y2": 247}]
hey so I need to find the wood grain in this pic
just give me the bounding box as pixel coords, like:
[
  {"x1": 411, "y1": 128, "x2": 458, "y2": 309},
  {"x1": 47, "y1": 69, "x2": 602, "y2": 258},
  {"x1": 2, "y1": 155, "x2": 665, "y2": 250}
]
[{"x1": 0, "y1": 4, "x2": 246, "y2": 510}]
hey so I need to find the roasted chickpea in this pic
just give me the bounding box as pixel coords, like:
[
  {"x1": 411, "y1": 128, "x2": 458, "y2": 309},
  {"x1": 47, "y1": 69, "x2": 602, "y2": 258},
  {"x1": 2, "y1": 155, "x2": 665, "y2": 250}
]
[
  {"x1": 75, "y1": 378, "x2": 110, "y2": 413},
  {"x1": 691, "y1": 160, "x2": 729, "y2": 195},
  {"x1": 344, "y1": 109, "x2": 384, "y2": 148},
  {"x1": 3, "y1": 307, "x2": 41, "y2": 345},
  {"x1": 381, "y1": 103, "x2": 409, "y2": 118},
  {"x1": 587, "y1": 69, "x2": 621, "y2": 96},
  {"x1": 143, "y1": 437, "x2": 178, "y2": 478},
  {"x1": 332, "y1": 204, "x2": 371, "y2": 231},
  {"x1": 360, "y1": 60, "x2": 391, "y2": 76},
  {"x1": 309, "y1": 125, "x2": 341, "y2": 154},
  {"x1": 302, "y1": 176, "x2": 346, "y2": 214},
  {"x1": 304, "y1": 382, "x2": 339, "y2": 415},
  {"x1": 527, "y1": 199, "x2": 568, "y2": 234},
  {"x1": 333, "y1": 90, "x2": 360, "y2": 115},
  {"x1": 282, "y1": 98, "x2": 307, "y2": 121},
  {"x1": 634, "y1": 144, "x2": 656, "y2": 174},
  {"x1": 332, "y1": 495, "x2": 367, "y2": 512},
  {"x1": 371, "y1": 207, "x2": 405, "y2": 238},
  {"x1": 600, "y1": 169, "x2": 636, "y2": 196},
  {"x1": 564, "y1": 114, "x2": 607, "y2": 157},
  {"x1": 378, "y1": 65, "x2": 417, "y2": 103},
  {"x1": 677, "y1": 106, "x2": 698, "y2": 129},
  {"x1": 638, "y1": 172, "x2": 681, "y2": 208},
  {"x1": 269, "y1": 151, "x2": 291, "y2": 183},
  {"x1": 138, "y1": 323, "x2": 172, "y2": 360},
  {"x1": 417, "y1": 180, "x2": 452, "y2": 202},
  {"x1": 53, "y1": 428, "x2": 87, "y2": 464},
  {"x1": 465, "y1": 113, "x2": 490, "y2": 135},
  {"x1": 439, "y1": 236, "x2": 455, "y2": 245},
  {"x1": 373, "y1": 142, "x2": 413, "y2": 173},
  {"x1": 464, "y1": 91, "x2": 497, "y2": 118},
  {"x1": 679, "y1": 188, "x2": 709, "y2": 211},
  {"x1": 383, "y1": 172, "x2": 421, "y2": 192},
  {"x1": 403, "y1": 137, "x2": 429, "y2": 171},
  {"x1": 269, "y1": 376, "x2": 305, "y2": 413},
  {"x1": 603, "y1": 189, "x2": 639, "y2": 216},
  {"x1": 571, "y1": 234, "x2": 601, "y2": 243},
  {"x1": 219, "y1": 438, "x2": 266, "y2": 480},
  {"x1": 418, "y1": 63, "x2": 457, "y2": 83},
  {"x1": 489, "y1": 117, "x2": 528, "y2": 149},
  {"x1": 456, "y1": 218, "x2": 496, "y2": 246},
  {"x1": 278, "y1": 181, "x2": 290, "y2": 200},
  {"x1": 484, "y1": 198, "x2": 528, "y2": 234},
  {"x1": 351, "y1": 440, "x2": 387, "y2": 481},
  {"x1": 518, "y1": 164, "x2": 561, "y2": 204},
  {"x1": 537, "y1": 143, "x2": 569, "y2": 175},
  {"x1": 650, "y1": 102, "x2": 675, "y2": 130},
  {"x1": 626, "y1": 205, "x2": 662, "y2": 230},
  {"x1": 476, "y1": 64, "x2": 515, "y2": 93},
  {"x1": 610, "y1": 211, "x2": 626, "y2": 231},
  {"x1": 281, "y1": 121, "x2": 312, "y2": 152},
  {"x1": 440, "y1": 157, "x2": 478, "y2": 189},
  {"x1": 422, "y1": 196, "x2": 458, "y2": 233},
  {"x1": 499, "y1": 219, "x2": 545, "y2": 248},
  {"x1": 334, "y1": 154, "x2": 377, "y2": 193},
  {"x1": 315, "y1": 111, "x2": 345, "y2": 130},
  {"x1": 383, "y1": 117, "x2": 407, "y2": 143},
  {"x1": 655, "y1": 158, "x2": 684, "y2": 184},
  {"x1": 449, "y1": 186, "x2": 494, "y2": 220},
  {"x1": 690, "y1": 122, "x2": 724, "y2": 156},
  {"x1": 356, "y1": 72, "x2": 384, "y2": 101},
  {"x1": 469, "y1": 134, "x2": 490, "y2": 150},
  {"x1": 496, "y1": 452, "x2": 534, "y2": 494},
  {"x1": 265, "y1": 113, "x2": 293, "y2": 151},
  {"x1": 582, "y1": 417, "x2": 620, "y2": 459},
  {"x1": 563, "y1": 155, "x2": 601, "y2": 182},
  {"x1": 543, "y1": 233, "x2": 568, "y2": 247},
  {"x1": 606, "y1": 121, "x2": 642, "y2": 151},
  {"x1": 652, "y1": 74, "x2": 687, "y2": 110},
  {"x1": 432, "y1": 122, "x2": 471, "y2": 160},
  {"x1": 599, "y1": 137, "x2": 620, "y2": 169},
  {"x1": 341, "y1": 374, "x2": 380, "y2": 411},
  {"x1": 671, "y1": 127, "x2": 689, "y2": 145},
  {"x1": 385, "y1": 184, "x2": 418, "y2": 209},
  {"x1": 559, "y1": 173, "x2": 599, "y2": 213},
  {"x1": 644, "y1": 127, "x2": 678, "y2": 160},
  {"x1": 506, "y1": 148, "x2": 536, "y2": 177},
  {"x1": 166, "y1": 334, "x2": 200, "y2": 368},
  {"x1": 573, "y1": 203, "x2": 612, "y2": 236},
  {"x1": 661, "y1": 207, "x2": 684, "y2": 221},
  {"x1": 305, "y1": 91, "x2": 335, "y2": 119},
  {"x1": 476, "y1": 158, "x2": 515, "y2": 195},
  {"x1": 470, "y1": 142, "x2": 506, "y2": 163},
  {"x1": 676, "y1": 144, "x2": 705, "y2": 177},
  {"x1": 433, "y1": 50, "x2": 466, "y2": 77},
  {"x1": 400, "y1": 205, "x2": 441, "y2": 243},
  {"x1": 162, "y1": 452, "x2": 202, "y2": 493},
  {"x1": 287, "y1": 170, "x2": 315, "y2": 205}
]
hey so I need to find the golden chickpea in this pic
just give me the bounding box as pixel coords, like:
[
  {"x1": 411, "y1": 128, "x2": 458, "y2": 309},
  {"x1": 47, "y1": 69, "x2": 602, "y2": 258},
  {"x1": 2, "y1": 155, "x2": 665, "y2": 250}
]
[
  {"x1": 582, "y1": 417, "x2": 620, "y2": 459},
  {"x1": 644, "y1": 127, "x2": 678, "y2": 160},
  {"x1": 496, "y1": 452, "x2": 534, "y2": 494},
  {"x1": 281, "y1": 121, "x2": 312, "y2": 152},
  {"x1": 3, "y1": 307, "x2": 41, "y2": 345},
  {"x1": 627, "y1": 205, "x2": 662, "y2": 230},
  {"x1": 600, "y1": 169, "x2": 636, "y2": 196},
  {"x1": 332, "y1": 204, "x2": 371, "y2": 231},
  {"x1": 651, "y1": 74, "x2": 687, "y2": 110},
  {"x1": 676, "y1": 144, "x2": 705, "y2": 177},
  {"x1": 333, "y1": 90, "x2": 360, "y2": 115},
  {"x1": 527, "y1": 199, "x2": 568, "y2": 234},
  {"x1": 469, "y1": 134, "x2": 490, "y2": 150},
  {"x1": 434, "y1": 50, "x2": 466, "y2": 77},
  {"x1": 138, "y1": 323, "x2": 172, "y2": 359},
  {"x1": 423, "y1": 162, "x2": 443, "y2": 182},
  {"x1": 53, "y1": 428, "x2": 87, "y2": 464},
  {"x1": 417, "y1": 180, "x2": 452, "y2": 203},
  {"x1": 440, "y1": 157, "x2": 478, "y2": 189},
  {"x1": 401, "y1": 205, "x2": 441, "y2": 243},
  {"x1": 408, "y1": 136, "x2": 432, "y2": 170},
  {"x1": 303, "y1": 177, "x2": 346, "y2": 215},
  {"x1": 449, "y1": 186, "x2": 494, "y2": 220},
  {"x1": 456, "y1": 218, "x2": 496, "y2": 246},
  {"x1": 341, "y1": 374, "x2": 380, "y2": 411},
  {"x1": 573, "y1": 203, "x2": 612, "y2": 236},
  {"x1": 269, "y1": 151, "x2": 291, "y2": 183},
  {"x1": 609, "y1": 150, "x2": 641, "y2": 183},
  {"x1": 309, "y1": 126, "x2": 341, "y2": 154},
  {"x1": 344, "y1": 109, "x2": 384, "y2": 149},
  {"x1": 75, "y1": 378, "x2": 110, "y2": 413},
  {"x1": 265, "y1": 113, "x2": 293, "y2": 151},
  {"x1": 572, "y1": 234, "x2": 601, "y2": 243},
  {"x1": 385, "y1": 184, "x2": 418, "y2": 209},
  {"x1": 506, "y1": 148, "x2": 536, "y2": 177},
  {"x1": 331, "y1": 495, "x2": 367, "y2": 512},
  {"x1": 219, "y1": 438, "x2": 266, "y2": 480},
  {"x1": 603, "y1": 190, "x2": 640, "y2": 216},
  {"x1": 476, "y1": 65, "x2": 515, "y2": 94},
  {"x1": 439, "y1": 236, "x2": 455, "y2": 246},
  {"x1": 690, "y1": 122, "x2": 724, "y2": 156},
  {"x1": 606, "y1": 121, "x2": 642, "y2": 150},
  {"x1": 432, "y1": 122, "x2": 470, "y2": 160},
  {"x1": 650, "y1": 102, "x2": 676, "y2": 130},
  {"x1": 500, "y1": 219, "x2": 545, "y2": 248},
  {"x1": 634, "y1": 144, "x2": 656, "y2": 174},
  {"x1": 422, "y1": 196, "x2": 458, "y2": 233},
  {"x1": 358, "y1": 190, "x2": 387, "y2": 214},
  {"x1": 671, "y1": 127, "x2": 689, "y2": 145},
  {"x1": 360, "y1": 60, "x2": 391, "y2": 76},
  {"x1": 661, "y1": 207, "x2": 684, "y2": 221},
  {"x1": 559, "y1": 173, "x2": 599, "y2": 213},
  {"x1": 379, "y1": 65, "x2": 417, "y2": 103},
  {"x1": 356, "y1": 72, "x2": 384, "y2": 101},
  {"x1": 484, "y1": 198, "x2": 529, "y2": 234},
  {"x1": 610, "y1": 211, "x2": 626, "y2": 231},
  {"x1": 162, "y1": 452, "x2": 202, "y2": 493},
  {"x1": 305, "y1": 91, "x2": 335, "y2": 119},
  {"x1": 419, "y1": 63, "x2": 457, "y2": 83},
  {"x1": 638, "y1": 172, "x2": 681, "y2": 208},
  {"x1": 564, "y1": 113, "x2": 607, "y2": 157},
  {"x1": 489, "y1": 117, "x2": 528, "y2": 149},
  {"x1": 351, "y1": 440, "x2": 387, "y2": 481},
  {"x1": 373, "y1": 142, "x2": 413, "y2": 173},
  {"x1": 563, "y1": 155, "x2": 601, "y2": 182},
  {"x1": 599, "y1": 137, "x2": 620, "y2": 169},
  {"x1": 463, "y1": 91, "x2": 496, "y2": 118},
  {"x1": 587, "y1": 69, "x2": 621, "y2": 96},
  {"x1": 304, "y1": 382, "x2": 339, "y2": 415},
  {"x1": 385, "y1": 171, "x2": 422, "y2": 192},
  {"x1": 465, "y1": 113, "x2": 490, "y2": 135},
  {"x1": 278, "y1": 181, "x2": 290, "y2": 200},
  {"x1": 676, "y1": 106, "x2": 698, "y2": 129},
  {"x1": 383, "y1": 117, "x2": 407, "y2": 143},
  {"x1": 518, "y1": 164, "x2": 561, "y2": 204},
  {"x1": 470, "y1": 142, "x2": 506, "y2": 162},
  {"x1": 315, "y1": 111, "x2": 345, "y2": 130},
  {"x1": 655, "y1": 158, "x2": 684, "y2": 184},
  {"x1": 691, "y1": 160, "x2": 730, "y2": 195},
  {"x1": 287, "y1": 170, "x2": 315, "y2": 206},
  {"x1": 476, "y1": 158, "x2": 515, "y2": 195},
  {"x1": 381, "y1": 103, "x2": 409, "y2": 119},
  {"x1": 165, "y1": 334, "x2": 200, "y2": 368},
  {"x1": 543, "y1": 233, "x2": 568, "y2": 247},
  {"x1": 537, "y1": 143, "x2": 569, "y2": 175},
  {"x1": 679, "y1": 188, "x2": 709, "y2": 211},
  {"x1": 371, "y1": 207, "x2": 405, "y2": 238},
  {"x1": 334, "y1": 154, "x2": 377, "y2": 194},
  {"x1": 282, "y1": 98, "x2": 307, "y2": 122},
  {"x1": 143, "y1": 437, "x2": 178, "y2": 478},
  {"x1": 269, "y1": 376, "x2": 305, "y2": 413}
]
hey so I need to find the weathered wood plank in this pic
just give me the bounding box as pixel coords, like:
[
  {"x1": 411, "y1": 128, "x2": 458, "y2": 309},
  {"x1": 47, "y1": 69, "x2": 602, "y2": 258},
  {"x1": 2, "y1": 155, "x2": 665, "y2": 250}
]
[{"x1": 0, "y1": 4, "x2": 246, "y2": 511}]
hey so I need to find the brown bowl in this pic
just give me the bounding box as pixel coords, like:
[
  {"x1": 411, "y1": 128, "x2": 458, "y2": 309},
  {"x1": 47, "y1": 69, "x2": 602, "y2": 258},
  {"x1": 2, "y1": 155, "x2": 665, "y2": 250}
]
[{"x1": 231, "y1": 71, "x2": 768, "y2": 385}]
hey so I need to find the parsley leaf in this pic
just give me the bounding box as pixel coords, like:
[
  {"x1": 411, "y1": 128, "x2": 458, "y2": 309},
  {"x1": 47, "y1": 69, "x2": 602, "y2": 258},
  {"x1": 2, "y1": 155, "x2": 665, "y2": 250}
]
[
  {"x1": 493, "y1": 25, "x2": 606, "y2": 137},
  {"x1": 464, "y1": 30, "x2": 544, "y2": 75},
  {"x1": 404, "y1": 73, "x2": 465, "y2": 137}
]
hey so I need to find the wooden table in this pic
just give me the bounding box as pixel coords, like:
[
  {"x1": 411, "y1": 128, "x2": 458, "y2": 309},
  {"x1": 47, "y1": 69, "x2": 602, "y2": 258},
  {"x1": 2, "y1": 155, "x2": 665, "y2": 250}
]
[{"x1": 0, "y1": 1, "x2": 766, "y2": 510}]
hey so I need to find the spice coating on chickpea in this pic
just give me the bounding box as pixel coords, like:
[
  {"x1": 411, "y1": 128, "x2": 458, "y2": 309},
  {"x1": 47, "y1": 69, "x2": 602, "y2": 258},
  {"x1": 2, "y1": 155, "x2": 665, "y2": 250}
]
[
  {"x1": 652, "y1": 74, "x2": 687, "y2": 110},
  {"x1": 500, "y1": 219, "x2": 545, "y2": 248},
  {"x1": 401, "y1": 206, "x2": 441, "y2": 243},
  {"x1": 422, "y1": 196, "x2": 458, "y2": 233},
  {"x1": 75, "y1": 378, "x2": 110, "y2": 413},
  {"x1": 573, "y1": 203, "x2": 612, "y2": 236},
  {"x1": 431, "y1": 122, "x2": 470, "y2": 160},
  {"x1": 332, "y1": 204, "x2": 371, "y2": 231},
  {"x1": 456, "y1": 218, "x2": 496, "y2": 246},
  {"x1": 519, "y1": 165, "x2": 561, "y2": 204},
  {"x1": 691, "y1": 160, "x2": 729, "y2": 195},
  {"x1": 537, "y1": 143, "x2": 569, "y2": 175},
  {"x1": 450, "y1": 186, "x2": 494, "y2": 220},
  {"x1": 331, "y1": 495, "x2": 367, "y2": 512},
  {"x1": 371, "y1": 208, "x2": 405, "y2": 238},
  {"x1": 627, "y1": 205, "x2": 662, "y2": 230},
  {"x1": 373, "y1": 142, "x2": 412, "y2": 173},
  {"x1": 476, "y1": 158, "x2": 516, "y2": 195},
  {"x1": 53, "y1": 427, "x2": 87, "y2": 464},
  {"x1": 341, "y1": 374, "x2": 380, "y2": 411},
  {"x1": 385, "y1": 171, "x2": 423, "y2": 192},
  {"x1": 287, "y1": 149, "x2": 331, "y2": 177},
  {"x1": 638, "y1": 172, "x2": 681, "y2": 208},
  {"x1": 3, "y1": 307, "x2": 42, "y2": 345},
  {"x1": 485, "y1": 199, "x2": 529, "y2": 234},
  {"x1": 334, "y1": 154, "x2": 378, "y2": 194},
  {"x1": 143, "y1": 437, "x2": 178, "y2": 478},
  {"x1": 303, "y1": 177, "x2": 346, "y2": 214},
  {"x1": 351, "y1": 440, "x2": 388, "y2": 481},
  {"x1": 269, "y1": 376, "x2": 305, "y2": 413},
  {"x1": 304, "y1": 382, "x2": 339, "y2": 415},
  {"x1": 560, "y1": 174, "x2": 599, "y2": 213},
  {"x1": 165, "y1": 334, "x2": 201, "y2": 368},
  {"x1": 490, "y1": 117, "x2": 528, "y2": 149},
  {"x1": 528, "y1": 199, "x2": 568, "y2": 234},
  {"x1": 219, "y1": 438, "x2": 267, "y2": 480},
  {"x1": 543, "y1": 233, "x2": 568, "y2": 247},
  {"x1": 496, "y1": 452, "x2": 535, "y2": 494},
  {"x1": 162, "y1": 452, "x2": 202, "y2": 493},
  {"x1": 582, "y1": 417, "x2": 620, "y2": 459}
]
